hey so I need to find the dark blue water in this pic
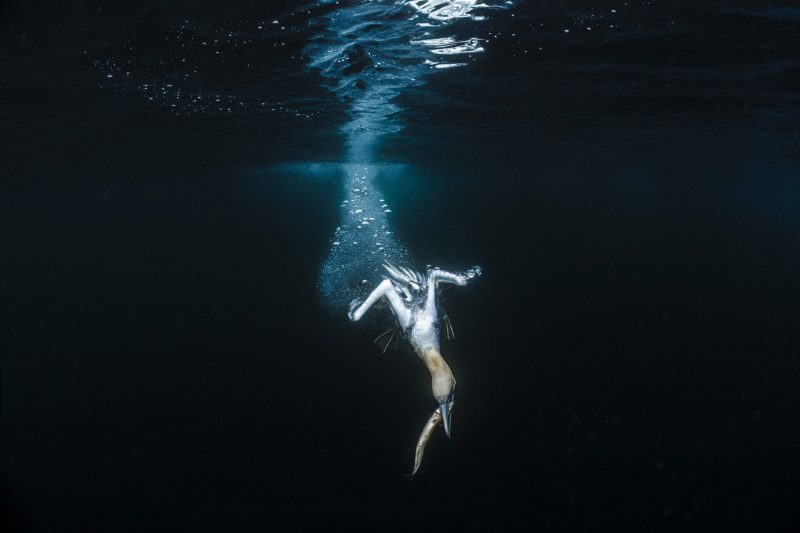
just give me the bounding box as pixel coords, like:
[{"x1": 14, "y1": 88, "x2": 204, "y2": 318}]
[{"x1": 2, "y1": 1, "x2": 800, "y2": 531}]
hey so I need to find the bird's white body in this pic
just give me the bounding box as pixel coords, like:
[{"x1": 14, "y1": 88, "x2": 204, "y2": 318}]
[
  {"x1": 349, "y1": 262, "x2": 481, "y2": 464},
  {"x1": 349, "y1": 265, "x2": 480, "y2": 389}
]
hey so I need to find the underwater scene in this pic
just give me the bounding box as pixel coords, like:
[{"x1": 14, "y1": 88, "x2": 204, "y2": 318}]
[{"x1": 1, "y1": 0, "x2": 800, "y2": 530}]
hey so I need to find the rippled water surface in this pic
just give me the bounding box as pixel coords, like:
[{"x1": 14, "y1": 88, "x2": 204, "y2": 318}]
[{"x1": 2, "y1": 1, "x2": 800, "y2": 531}]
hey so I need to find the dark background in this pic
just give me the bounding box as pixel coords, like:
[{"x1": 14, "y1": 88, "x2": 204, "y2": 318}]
[{"x1": 2, "y1": 1, "x2": 800, "y2": 531}]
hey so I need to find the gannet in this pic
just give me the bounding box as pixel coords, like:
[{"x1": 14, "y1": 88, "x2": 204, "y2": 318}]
[{"x1": 348, "y1": 261, "x2": 481, "y2": 473}]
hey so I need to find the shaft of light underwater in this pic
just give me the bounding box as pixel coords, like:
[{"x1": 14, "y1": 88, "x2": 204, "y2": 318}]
[{"x1": 306, "y1": 0, "x2": 507, "y2": 309}]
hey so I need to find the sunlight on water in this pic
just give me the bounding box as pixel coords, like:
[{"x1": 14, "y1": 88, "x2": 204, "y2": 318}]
[
  {"x1": 408, "y1": 0, "x2": 502, "y2": 21},
  {"x1": 90, "y1": 0, "x2": 636, "y2": 118}
]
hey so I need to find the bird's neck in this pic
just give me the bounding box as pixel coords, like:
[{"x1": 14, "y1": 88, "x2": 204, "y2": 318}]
[{"x1": 418, "y1": 346, "x2": 453, "y2": 381}]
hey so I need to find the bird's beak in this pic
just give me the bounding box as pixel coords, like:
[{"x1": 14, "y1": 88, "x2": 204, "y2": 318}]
[{"x1": 439, "y1": 401, "x2": 452, "y2": 438}]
